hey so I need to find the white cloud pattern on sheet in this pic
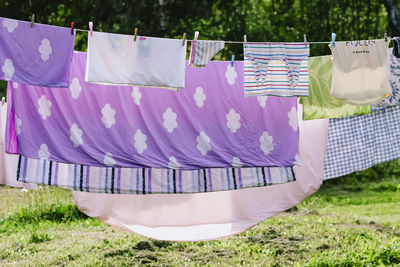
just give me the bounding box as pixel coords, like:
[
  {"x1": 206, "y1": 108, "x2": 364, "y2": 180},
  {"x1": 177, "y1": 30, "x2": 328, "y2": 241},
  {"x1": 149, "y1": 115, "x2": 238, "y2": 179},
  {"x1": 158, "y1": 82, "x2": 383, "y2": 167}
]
[
  {"x1": 288, "y1": 106, "x2": 298, "y2": 131},
  {"x1": 69, "y1": 77, "x2": 82, "y2": 99},
  {"x1": 226, "y1": 109, "x2": 241, "y2": 133},
  {"x1": 2, "y1": 19, "x2": 18, "y2": 33},
  {"x1": 38, "y1": 144, "x2": 50, "y2": 160},
  {"x1": 197, "y1": 131, "x2": 212, "y2": 155},
  {"x1": 194, "y1": 87, "x2": 206, "y2": 107},
  {"x1": 2, "y1": 59, "x2": 14, "y2": 81},
  {"x1": 15, "y1": 114, "x2": 21, "y2": 135},
  {"x1": 257, "y1": 96, "x2": 268, "y2": 107},
  {"x1": 38, "y1": 95, "x2": 52, "y2": 120},
  {"x1": 104, "y1": 152, "x2": 116, "y2": 166},
  {"x1": 38, "y1": 39, "x2": 52, "y2": 61},
  {"x1": 295, "y1": 153, "x2": 301, "y2": 166},
  {"x1": 168, "y1": 156, "x2": 180, "y2": 169},
  {"x1": 163, "y1": 108, "x2": 178, "y2": 133},
  {"x1": 101, "y1": 104, "x2": 116, "y2": 128},
  {"x1": 69, "y1": 124, "x2": 83, "y2": 147},
  {"x1": 131, "y1": 86, "x2": 142, "y2": 106},
  {"x1": 232, "y1": 157, "x2": 243, "y2": 168},
  {"x1": 134, "y1": 129, "x2": 147, "y2": 154},
  {"x1": 225, "y1": 64, "x2": 237, "y2": 85},
  {"x1": 260, "y1": 131, "x2": 274, "y2": 155}
]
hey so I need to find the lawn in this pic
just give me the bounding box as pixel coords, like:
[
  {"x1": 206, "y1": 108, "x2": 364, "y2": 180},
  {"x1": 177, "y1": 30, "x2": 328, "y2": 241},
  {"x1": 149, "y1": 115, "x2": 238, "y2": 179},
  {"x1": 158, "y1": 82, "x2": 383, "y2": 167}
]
[{"x1": 0, "y1": 163, "x2": 399, "y2": 266}]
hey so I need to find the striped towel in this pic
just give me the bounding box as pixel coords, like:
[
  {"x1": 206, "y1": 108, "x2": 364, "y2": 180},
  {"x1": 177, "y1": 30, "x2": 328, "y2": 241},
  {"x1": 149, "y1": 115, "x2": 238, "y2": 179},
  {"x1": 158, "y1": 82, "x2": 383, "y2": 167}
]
[
  {"x1": 16, "y1": 155, "x2": 296, "y2": 194},
  {"x1": 189, "y1": 40, "x2": 225, "y2": 67},
  {"x1": 244, "y1": 42, "x2": 309, "y2": 97}
]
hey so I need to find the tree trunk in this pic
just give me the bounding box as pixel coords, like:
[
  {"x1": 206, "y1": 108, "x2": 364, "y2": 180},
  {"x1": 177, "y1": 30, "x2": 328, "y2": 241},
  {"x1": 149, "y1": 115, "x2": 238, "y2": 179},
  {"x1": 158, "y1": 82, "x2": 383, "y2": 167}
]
[{"x1": 384, "y1": 0, "x2": 400, "y2": 36}]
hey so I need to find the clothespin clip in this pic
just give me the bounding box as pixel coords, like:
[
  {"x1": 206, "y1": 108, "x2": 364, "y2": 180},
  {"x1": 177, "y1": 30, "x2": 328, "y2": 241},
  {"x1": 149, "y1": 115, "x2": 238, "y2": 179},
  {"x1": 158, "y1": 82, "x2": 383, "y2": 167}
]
[
  {"x1": 71, "y1": 22, "x2": 75, "y2": 35},
  {"x1": 331, "y1": 32, "x2": 336, "y2": 47},
  {"x1": 30, "y1": 14, "x2": 35, "y2": 28},
  {"x1": 134, "y1": 28, "x2": 138, "y2": 42},
  {"x1": 194, "y1": 31, "x2": 199, "y2": 41},
  {"x1": 231, "y1": 55, "x2": 235, "y2": 67},
  {"x1": 182, "y1": 33, "x2": 186, "y2": 46},
  {"x1": 303, "y1": 34, "x2": 307, "y2": 44},
  {"x1": 89, "y1": 21, "x2": 93, "y2": 36},
  {"x1": 384, "y1": 32, "x2": 388, "y2": 42},
  {"x1": 244, "y1": 34, "x2": 247, "y2": 45},
  {"x1": 1, "y1": 97, "x2": 4, "y2": 105}
]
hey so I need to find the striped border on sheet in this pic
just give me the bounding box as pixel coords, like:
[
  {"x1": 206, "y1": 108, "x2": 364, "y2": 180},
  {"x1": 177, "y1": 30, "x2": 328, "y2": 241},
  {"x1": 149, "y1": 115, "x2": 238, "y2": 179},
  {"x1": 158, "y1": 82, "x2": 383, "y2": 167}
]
[{"x1": 17, "y1": 156, "x2": 296, "y2": 194}]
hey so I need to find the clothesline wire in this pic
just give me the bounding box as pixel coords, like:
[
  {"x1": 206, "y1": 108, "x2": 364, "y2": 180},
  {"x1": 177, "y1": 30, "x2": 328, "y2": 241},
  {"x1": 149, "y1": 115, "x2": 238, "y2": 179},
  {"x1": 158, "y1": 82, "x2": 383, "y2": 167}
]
[
  {"x1": 2, "y1": 15, "x2": 390, "y2": 45},
  {"x1": 74, "y1": 28, "x2": 369, "y2": 45},
  {"x1": 4, "y1": 16, "x2": 388, "y2": 45}
]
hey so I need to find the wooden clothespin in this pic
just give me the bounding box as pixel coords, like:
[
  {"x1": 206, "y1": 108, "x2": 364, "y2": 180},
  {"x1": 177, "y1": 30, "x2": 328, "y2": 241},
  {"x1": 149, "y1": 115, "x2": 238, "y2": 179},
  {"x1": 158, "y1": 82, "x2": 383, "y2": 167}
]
[
  {"x1": 30, "y1": 14, "x2": 35, "y2": 28},
  {"x1": 331, "y1": 33, "x2": 336, "y2": 47},
  {"x1": 244, "y1": 34, "x2": 247, "y2": 45},
  {"x1": 134, "y1": 28, "x2": 138, "y2": 42},
  {"x1": 89, "y1": 21, "x2": 93, "y2": 36},
  {"x1": 303, "y1": 34, "x2": 307, "y2": 44},
  {"x1": 1, "y1": 97, "x2": 5, "y2": 105},
  {"x1": 194, "y1": 31, "x2": 199, "y2": 41},
  {"x1": 182, "y1": 33, "x2": 186, "y2": 46},
  {"x1": 384, "y1": 32, "x2": 388, "y2": 42},
  {"x1": 71, "y1": 22, "x2": 75, "y2": 35}
]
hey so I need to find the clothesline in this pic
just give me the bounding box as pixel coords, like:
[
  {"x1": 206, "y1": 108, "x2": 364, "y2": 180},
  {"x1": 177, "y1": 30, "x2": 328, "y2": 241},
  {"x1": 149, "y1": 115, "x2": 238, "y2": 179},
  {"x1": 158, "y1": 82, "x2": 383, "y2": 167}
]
[
  {"x1": 3, "y1": 15, "x2": 389, "y2": 45},
  {"x1": 73, "y1": 28, "x2": 364, "y2": 45}
]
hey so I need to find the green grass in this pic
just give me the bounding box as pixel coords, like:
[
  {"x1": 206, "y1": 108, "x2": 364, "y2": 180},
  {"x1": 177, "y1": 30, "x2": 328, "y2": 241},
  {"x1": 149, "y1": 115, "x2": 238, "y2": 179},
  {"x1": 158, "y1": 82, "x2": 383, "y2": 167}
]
[{"x1": 0, "y1": 164, "x2": 399, "y2": 266}]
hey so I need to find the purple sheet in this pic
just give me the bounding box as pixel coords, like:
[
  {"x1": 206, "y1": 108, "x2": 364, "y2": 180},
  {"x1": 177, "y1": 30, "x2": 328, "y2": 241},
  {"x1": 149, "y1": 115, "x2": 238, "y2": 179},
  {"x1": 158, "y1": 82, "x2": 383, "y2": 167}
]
[
  {"x1": 6, "y1": 52, "x2": 299, "y2": 170},
  {"x1": 0, "y1": 17, "x2": 74, "y2": 87}
]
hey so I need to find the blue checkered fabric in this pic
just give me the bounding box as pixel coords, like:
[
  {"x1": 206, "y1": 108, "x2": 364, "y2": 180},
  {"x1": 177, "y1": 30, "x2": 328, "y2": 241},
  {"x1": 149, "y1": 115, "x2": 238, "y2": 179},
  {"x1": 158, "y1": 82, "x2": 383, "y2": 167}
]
[
  {"x1": 324, "y1": 105, "x2": 400, "y2": 180},
  {"x1": 373, "y1": 49, "x2": 400, "y2": 109}
]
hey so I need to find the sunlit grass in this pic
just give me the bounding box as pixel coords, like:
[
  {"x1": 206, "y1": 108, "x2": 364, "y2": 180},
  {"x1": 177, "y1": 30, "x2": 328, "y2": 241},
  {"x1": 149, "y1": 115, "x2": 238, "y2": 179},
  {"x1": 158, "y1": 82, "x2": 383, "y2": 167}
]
[{"x1": 0, "y1": 166, "x2": 399, "y2": 266}]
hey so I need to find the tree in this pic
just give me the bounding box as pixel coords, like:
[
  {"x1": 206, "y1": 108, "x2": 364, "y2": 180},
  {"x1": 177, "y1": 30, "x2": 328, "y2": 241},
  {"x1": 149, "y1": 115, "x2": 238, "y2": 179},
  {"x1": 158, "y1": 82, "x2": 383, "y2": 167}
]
[
  {"x1": 384, "y1": 0, "x2": 400, "y2": 36},
  {"x1": 0, "y1": 0, "x2": 396, "y2": 97}
]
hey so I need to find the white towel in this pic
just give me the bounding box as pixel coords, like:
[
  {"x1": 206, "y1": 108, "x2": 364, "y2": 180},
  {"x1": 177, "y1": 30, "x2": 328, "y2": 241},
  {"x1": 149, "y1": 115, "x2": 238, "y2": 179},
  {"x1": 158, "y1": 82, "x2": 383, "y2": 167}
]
[
  {"x1": 329, "y1": 39, "x2": 391, "y2": 105},
  {"x1": 85, "y1": 32, "x2": 187, "y2": 90}
]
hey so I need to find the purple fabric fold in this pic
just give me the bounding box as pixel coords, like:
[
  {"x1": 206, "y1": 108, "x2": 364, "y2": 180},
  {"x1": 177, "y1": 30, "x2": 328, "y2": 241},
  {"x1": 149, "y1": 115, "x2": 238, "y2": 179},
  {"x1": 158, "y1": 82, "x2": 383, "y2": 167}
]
[{"x1": 6, "y1": 52, "x2": 298, "y2": 170}]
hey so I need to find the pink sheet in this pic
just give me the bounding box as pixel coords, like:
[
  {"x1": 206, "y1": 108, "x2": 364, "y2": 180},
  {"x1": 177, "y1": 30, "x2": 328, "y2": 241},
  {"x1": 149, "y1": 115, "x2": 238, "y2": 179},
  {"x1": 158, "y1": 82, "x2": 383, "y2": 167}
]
[
  {"x1": 0, "y1": 102, "x2": 36, "y2": 189},
  {"x1": 73, "y1": 105, "x2": 328, "y2": 241}
]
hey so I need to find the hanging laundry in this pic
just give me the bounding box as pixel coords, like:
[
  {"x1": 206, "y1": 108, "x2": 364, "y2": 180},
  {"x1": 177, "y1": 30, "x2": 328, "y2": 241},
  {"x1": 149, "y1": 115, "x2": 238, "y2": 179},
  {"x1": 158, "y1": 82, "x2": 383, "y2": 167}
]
[
  {"x1": 72, "y1": 105, "x2": 328, "y2": 241},
  {"x1": 189, "y1": 40, "x2": 225, "y2": 67},
  {"x1": 373, "y1": 48, "x2": 400, "y2": 108},
  {"x1": 329, "y1": 39, "x2": 391, "y2": 105},
  {"x1": 85, "y1": 32, "x2": 186, "y2": 90},
  {"x1": 16, "y1": 156, "x2": 296, "y2": 194},
  {"x1": 6, "y1": 52, "x2": 299, "y2": 169},
  {"x1": 392, "y1": 37, "x2": 400, "y2": 58},
  {"x1": 324, "y1": 105, "x2": 400, "y2": 180},
  {"x1": 300, "y1": 56, "x2": 371, "y2": 120},
  {"x1": 0, "y1": 102, "x2": 36, "y2": 188},
  {"x1": 244, "y1": 42, "x2": 310, "y2": 97},
  {"x1": 0, "y1": 17, "x2": 74, "y2": 87}
]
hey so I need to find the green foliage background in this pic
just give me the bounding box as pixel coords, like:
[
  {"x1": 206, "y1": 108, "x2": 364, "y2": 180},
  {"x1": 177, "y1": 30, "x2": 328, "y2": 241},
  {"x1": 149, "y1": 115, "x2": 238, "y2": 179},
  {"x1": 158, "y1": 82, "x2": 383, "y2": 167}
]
[{"x1": 0, "y1": 0, "x2": 391, "y2": 97}]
